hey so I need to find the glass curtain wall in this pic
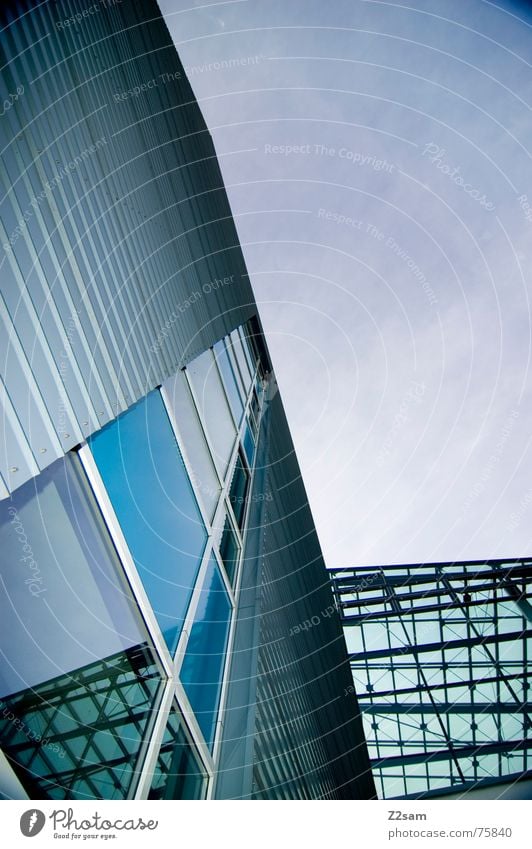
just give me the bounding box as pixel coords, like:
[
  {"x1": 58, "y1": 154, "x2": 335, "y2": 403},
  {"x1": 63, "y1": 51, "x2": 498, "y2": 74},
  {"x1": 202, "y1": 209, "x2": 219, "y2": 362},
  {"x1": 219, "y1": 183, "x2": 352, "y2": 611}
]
[{"x1": 0, "y1": 322, "x2": 264, "y2": 800}]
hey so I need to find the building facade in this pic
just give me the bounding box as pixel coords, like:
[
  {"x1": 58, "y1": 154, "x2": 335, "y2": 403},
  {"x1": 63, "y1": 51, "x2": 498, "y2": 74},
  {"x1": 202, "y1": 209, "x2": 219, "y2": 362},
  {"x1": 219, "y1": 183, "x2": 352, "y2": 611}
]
[
  {"x1": 0, "y1": 0, "x2": 374, "y2": 800},
  {"x1": 331, "y1": 559, "x2": 532, "y2": 799}
]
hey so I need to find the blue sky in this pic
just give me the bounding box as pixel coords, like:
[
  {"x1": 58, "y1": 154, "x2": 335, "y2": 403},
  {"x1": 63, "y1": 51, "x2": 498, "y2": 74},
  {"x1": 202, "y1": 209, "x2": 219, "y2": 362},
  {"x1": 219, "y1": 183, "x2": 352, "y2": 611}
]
[{"x1": 159, "y1": 0, "x2": 532, "y2": 567}]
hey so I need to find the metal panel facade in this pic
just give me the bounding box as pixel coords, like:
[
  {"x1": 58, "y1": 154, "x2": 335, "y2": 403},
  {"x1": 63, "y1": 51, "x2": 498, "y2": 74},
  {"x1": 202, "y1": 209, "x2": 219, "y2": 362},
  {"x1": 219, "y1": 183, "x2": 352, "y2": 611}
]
[{"x1": 0, "y1": 0, "x2": 255, "y2": 497}]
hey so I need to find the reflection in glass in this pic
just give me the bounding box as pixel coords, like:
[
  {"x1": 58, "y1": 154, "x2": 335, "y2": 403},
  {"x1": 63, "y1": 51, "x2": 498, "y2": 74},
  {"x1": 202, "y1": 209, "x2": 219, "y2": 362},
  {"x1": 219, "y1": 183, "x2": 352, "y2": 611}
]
[
  {"x1": 180, "y1": 557, "x2": 232, "y2": 750},
  {"x1": 90, "y1": 391, "x2": 208, "y2": 653},
  {"x1": 229, "y1": 329, "x2": 254, "y2": 391},
  {"x1": 213, "y1": 340, "x2": 245, "y2": 427},
  {"x1": 0, "y1": 454, "x2": 163, "y2": 798},
  {"x1": 228, "y1": 452, "x2": 250, "y2": 531},
  {"x1": 219, "y1": 516, "x2": 240, "y2": 586},
  {"x1": 0, "y1": 453, "x2": 149, "y2": 697},
  {"x1": 148, "y1": 705, "x2": 206, "y2": 799},
  {"x1": 186, "y1": 348, "x2": 237, "y2": 476},
  {"x1": 162, "y1": 370, "x2": 221, "y2": 520},
  {"x1": 242, "y1": 419, "x2": 256, "y2": 468},
  {"x1": 0, "y1": 645, "x2": 161, "y2": 800}
]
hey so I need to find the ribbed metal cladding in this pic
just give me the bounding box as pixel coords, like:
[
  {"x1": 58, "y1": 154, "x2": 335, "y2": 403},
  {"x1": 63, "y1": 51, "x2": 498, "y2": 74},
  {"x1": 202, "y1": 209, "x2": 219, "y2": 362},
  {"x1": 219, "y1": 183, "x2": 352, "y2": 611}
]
[
  {"x1": 0, "y1": 0, "x2": 255, "y2": 498},
  {"x1": 249, "y1": 388, "x2": 376, "y2": 799}
]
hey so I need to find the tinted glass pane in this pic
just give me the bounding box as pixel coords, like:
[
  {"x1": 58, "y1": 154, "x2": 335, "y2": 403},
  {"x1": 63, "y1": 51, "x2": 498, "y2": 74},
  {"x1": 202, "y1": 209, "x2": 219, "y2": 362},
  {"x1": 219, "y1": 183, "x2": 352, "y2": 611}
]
[
  {"x1": 162, "y1": 370, "x2": 221, "y2": 520},
  {"x1": 0, "y1": 455, "x2": 162, "y2": 799},
  {"x1": 213, "y1": 340, "x2": 245, "y2": 427},
  {"x1": 228, "y1": 453, "x2": 250, "y2": 530},
  {"x1": 186, "y1": 349, "x2": 236, "y2": 477},
  {"x1": 238, "y1": 325, "x2": 257, "y2": 377},
  {"x1": 219, "y1": 516, "x2": 240, "y2": 586},
  {"x1": 90, "y1": 390, "x2": 208, "y2": 654},
  {"x1": 149, "y1": 706, "x2": 206, "y2": 799},
  {"x1": 0, "y1": 454, "x2": 147, "y2": 696},
  {"x1": 242, "y1": 419, "x2": 256, "y2": 467},
  {"x1": 180, "y1": 557, "x2": 232, "y2": 750},
  {"x1": 0, "y1": 645, "x2": 161, "y2": 800},
  {"x1": 229, "y1": 329, "x2": 253, "y2": 393},
  {"x1": 250, "y1": 388, "x2": 260, "y2": 427}
]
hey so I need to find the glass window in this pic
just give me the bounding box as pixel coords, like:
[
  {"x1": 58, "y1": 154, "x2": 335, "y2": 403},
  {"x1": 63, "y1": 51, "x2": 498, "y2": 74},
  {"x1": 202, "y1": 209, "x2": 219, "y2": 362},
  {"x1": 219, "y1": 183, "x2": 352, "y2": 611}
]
[
  {"x1": 228, "y1": 451, "x2": 250, "y2": 531},
  {"x1": 180, "y1": 556, "x2": 232, "y2": 750},
  {"x1": 229, "y1": 330, "x2": 254, "y2": 393},
  {"x1": 213, "y1": 340, "x2": 245, "y2": 427},
  {"x1": 148, "y1": 705, "x2": 207, "y2": 799},
  {"x1": 250, "y1": 388, "x2": 260, "y2": 428},
  {"x1": 242, "y1": 418, "x2": 256, "y2": 468},
  {"x1": 89, "y1": 390, "x2": 208, "y2": 654},
  {"x1": 162, "y1": 370, "x2": 221, "y2": 520},
  {"x1": 225, "y1": 341, "x2": 248, "y2": 403},
  {"x1": 0, "y1": 454, "x2": 162, "y2": 799},
  {"x1": 238, "y1": 325, "x2": 257, "y2": 377},
  {"x1": 219, "y1": 515, "x2": 240, "y2": 586},
  {"x1": 185, "y1": 348, "x2": 237, "y2": 478}
]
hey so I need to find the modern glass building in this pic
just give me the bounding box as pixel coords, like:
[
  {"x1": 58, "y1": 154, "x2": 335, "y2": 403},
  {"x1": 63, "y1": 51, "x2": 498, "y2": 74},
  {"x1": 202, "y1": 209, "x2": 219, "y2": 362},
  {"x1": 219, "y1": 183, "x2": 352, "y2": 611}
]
[
  {"x1": 331, "y1": 559, "x2": 532, "y2": 800},
  {"x1": 0, "y1": 0, "x2": 374, "y2": 800}
]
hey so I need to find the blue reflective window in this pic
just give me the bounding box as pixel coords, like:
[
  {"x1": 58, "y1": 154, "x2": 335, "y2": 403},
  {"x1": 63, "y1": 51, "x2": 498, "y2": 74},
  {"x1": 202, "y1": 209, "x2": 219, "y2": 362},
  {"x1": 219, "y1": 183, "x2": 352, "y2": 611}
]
[
  {"x1": 149, "y1": 705, "x2": 207, "y2": 799},
  {"x1": 180, "y1": 557, "x2": 232, "y2": 749},
  {"x1": 90, "y1": 390, "x2": 208, "y2": 654}
]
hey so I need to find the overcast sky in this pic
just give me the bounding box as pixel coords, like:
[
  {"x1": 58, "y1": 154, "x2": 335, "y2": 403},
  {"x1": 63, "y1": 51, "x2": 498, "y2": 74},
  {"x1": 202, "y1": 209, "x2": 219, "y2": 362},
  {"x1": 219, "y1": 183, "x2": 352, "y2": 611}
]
[{"x1": 159, "y1": 0, "x2": 532, "y2": 568}]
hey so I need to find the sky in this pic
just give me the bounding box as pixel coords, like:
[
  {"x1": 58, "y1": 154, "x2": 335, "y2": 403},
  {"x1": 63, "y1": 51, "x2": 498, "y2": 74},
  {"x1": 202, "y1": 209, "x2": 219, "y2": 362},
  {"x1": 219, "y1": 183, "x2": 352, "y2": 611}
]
[{"x1": 158, "y1": 0, "x2": 532, "y2": 568}]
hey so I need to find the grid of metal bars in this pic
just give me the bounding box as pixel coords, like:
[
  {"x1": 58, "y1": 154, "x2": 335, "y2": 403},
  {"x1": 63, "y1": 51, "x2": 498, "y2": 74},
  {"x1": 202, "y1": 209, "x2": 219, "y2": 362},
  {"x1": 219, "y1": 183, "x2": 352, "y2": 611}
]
[{"x1": 330, "y1": 558, "x2": 532, "y2": 799}]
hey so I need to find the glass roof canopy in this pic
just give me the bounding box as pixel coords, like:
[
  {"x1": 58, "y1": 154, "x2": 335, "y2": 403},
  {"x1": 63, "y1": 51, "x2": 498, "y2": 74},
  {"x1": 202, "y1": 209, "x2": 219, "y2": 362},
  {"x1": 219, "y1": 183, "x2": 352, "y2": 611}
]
[{"x1": 330, "y1": 558, "x2": 532, "y2": 799}]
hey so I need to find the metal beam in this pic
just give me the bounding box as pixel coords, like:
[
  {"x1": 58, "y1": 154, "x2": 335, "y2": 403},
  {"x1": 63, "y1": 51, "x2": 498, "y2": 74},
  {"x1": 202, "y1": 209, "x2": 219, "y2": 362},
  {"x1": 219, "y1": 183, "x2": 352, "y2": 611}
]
[
  {"x1": 333, "y1": 565, "x2": 532, "y2": 594},
  {"x1": 356, "y1": 671, "x2": 532, "y2": 700},
  {"x1": 349, "y1": 629, "x2": 532, "y2": 660},
  {"x1": 371, "y1": 738, "x2": 532, "y2": 768},
  {"x1": 362, "y1": 702, "x2": 532, "y2": 715},
  {"x1": 331, "y1": 557, "x2": 532, "y2": 575}
]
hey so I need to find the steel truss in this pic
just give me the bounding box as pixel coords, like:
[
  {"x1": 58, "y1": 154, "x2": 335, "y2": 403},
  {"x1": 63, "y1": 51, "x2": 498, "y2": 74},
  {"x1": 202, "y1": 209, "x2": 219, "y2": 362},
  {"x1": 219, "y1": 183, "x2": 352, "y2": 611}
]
[{"x1": 330, "y1": 558, "x2": 532, "y2": 799}]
